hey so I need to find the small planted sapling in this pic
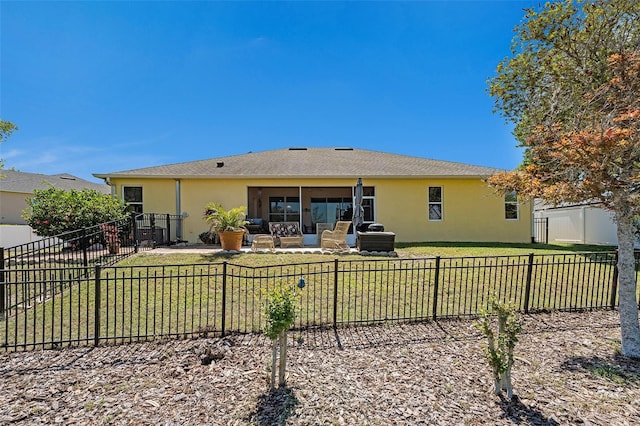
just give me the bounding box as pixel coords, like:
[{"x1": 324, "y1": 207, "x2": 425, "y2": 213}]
[
  {"x1": 475, "y1": 298, "x2": 521, "y2": 399},
  {"x1": 263, "y1": 284, "x2": 299, "y2": 389}
]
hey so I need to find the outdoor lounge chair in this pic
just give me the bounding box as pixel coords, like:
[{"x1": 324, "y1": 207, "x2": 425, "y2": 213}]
[
  {"x1": 321, "y1": 221, "x2": 351, "y2": 251},
  {"x1": 269, "y1": 222, "x2": 304, "y2": 248}
]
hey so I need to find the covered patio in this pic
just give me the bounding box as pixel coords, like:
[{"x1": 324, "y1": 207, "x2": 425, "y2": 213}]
[{"x1": 245, "y1": 185, "x2": 375, "y2": 246}]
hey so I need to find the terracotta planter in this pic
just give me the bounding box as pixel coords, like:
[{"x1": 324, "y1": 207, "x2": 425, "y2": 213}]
[{"x1": 218, "y1": 230, "x2": 245, "y2": 251}]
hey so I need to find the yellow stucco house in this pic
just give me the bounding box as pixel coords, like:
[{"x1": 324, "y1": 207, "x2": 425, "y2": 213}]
[{"x1": 94, "y1": 147, "x2": 531, "y2": 245}]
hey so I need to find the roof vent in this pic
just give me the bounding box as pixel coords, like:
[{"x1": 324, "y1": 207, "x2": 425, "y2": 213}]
[
  {"x1": 59, "y1": 176, "x2": 77, "y2": 181},
  {"x1": 334, "y1": 147, "x2": 354, "y2": 151},
  {"x1": 288, "y1": 147, "x2": 307, "y2": 151},
  {"x1": 216, "y1": 161, "x2": 224, "y2": 168}
]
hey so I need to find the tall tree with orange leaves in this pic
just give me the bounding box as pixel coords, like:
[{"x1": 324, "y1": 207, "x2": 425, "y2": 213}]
[{"x1": 488, "y1": 0, "x2": 640, "y2": 358}]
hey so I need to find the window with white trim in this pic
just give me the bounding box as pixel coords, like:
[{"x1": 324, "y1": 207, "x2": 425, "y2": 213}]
[
  {"x1": 428, "y1": 186, "x2": 443, "y2": 221},
  {"x1": 505, "y1": 191, "x2": 518, "y2": 220},
  {"x1": 123, "y1": 186, "x2": 143, "y2": 214}
]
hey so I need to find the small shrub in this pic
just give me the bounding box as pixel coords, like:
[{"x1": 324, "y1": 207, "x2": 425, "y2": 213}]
[
  {"x1": 263, "y1": 284, "x2": 299, "y2": 388},
  {"x1": 475, "y1": 297, "x2": 521, "y2": 399}
]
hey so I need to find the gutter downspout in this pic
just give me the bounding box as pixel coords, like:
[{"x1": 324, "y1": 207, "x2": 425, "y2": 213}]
[
  {"x1": 176, "y1": 179, "x2": 182, "y2": 241},
  {"x1": 298, "y1": 185, "x2": 303, "y2": 230}
]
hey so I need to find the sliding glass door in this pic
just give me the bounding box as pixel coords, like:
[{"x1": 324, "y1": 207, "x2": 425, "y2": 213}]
[{"x1": 269, "y1": 196, "x2": 300, "y2": 223}]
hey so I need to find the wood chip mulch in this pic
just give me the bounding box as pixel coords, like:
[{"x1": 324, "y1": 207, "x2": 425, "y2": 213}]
[{"x1": 0, "y1": 310, "x2": 638, "y2": 425}]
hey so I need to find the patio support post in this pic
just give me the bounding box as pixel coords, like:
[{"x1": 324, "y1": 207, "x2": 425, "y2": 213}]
[
  {"x1": 524, "y1": 253, "x2": 534, "y2": 314},
  {"x1": 298, "y1": 186, "x2": 303, "y2": 232},
  {"x1": 432, "y1": 256, "x2": 441, "y2": 320},
  {"x1": 175, "y1": 179, "x2": 182, "y2": 241},
  {"x1": 94, "y1": 264, "x2": 102, "y2": 346}
]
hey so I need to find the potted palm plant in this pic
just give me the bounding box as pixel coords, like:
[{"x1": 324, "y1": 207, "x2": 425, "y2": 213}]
[{"x1": 203, "y1": 202, "x2": 247, "y2": 251}]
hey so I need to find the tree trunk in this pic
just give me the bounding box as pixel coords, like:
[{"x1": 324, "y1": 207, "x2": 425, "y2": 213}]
[
  {"x1": 503, "y1": 366, "x2": 513, "y2": 399},
  {"x1": 614, "y1": 212, "x2": 640, "y2": 358},
  {"x1": 270, "y1": 341, "x2": 277, "y2": 389},
  {"x1": 278, "y1": 331, "x2": 287, "y2": 387}
]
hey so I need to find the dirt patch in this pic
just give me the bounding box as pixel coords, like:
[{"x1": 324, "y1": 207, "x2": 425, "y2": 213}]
[{"x1": 0, "y1": 310, "x2": 638, "y2": 425}]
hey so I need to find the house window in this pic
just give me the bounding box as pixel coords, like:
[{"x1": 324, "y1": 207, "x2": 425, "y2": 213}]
[
  {"x1": 428, "y1": 186, "x2": 443, "y2": 221},
  {"x1": 123, "y1": 186, "x2": 143, "y2": 214},
  {"x1": 505, "y1": 191, "x2": 519, "y2": 220},
  {"x1": 269, "y1": 196, "x2": 300, "y2": 223}
]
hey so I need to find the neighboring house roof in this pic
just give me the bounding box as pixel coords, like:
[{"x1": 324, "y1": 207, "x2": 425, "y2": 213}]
[
  {"x1": 94, "y1": 147, "x2": 503, "y2": 180},
  {"x1": 0, "y1": 170, "x2": 110, "y2": 194}
]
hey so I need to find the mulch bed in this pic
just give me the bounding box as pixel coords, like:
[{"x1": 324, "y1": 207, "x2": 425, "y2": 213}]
[{"x1": 0, "y1": 310, "x2": 638, "y2": 425}]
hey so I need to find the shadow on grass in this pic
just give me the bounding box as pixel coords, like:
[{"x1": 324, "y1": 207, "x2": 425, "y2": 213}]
[
  {"x1": 319, "y1": 319, "x2": 480, "y2": 351},
  {"x1": 561, "y1": 354, "x2": 640, "y2": 385},
  {"x1": 498, "y1": 394, "x2": 560, "y2": 425},
  {"x1": 248, "y1": 386, "x2": 299, "y2": 426},
  {"x1": 394, "y1": 241, "x2": 615, "y2": 253}
]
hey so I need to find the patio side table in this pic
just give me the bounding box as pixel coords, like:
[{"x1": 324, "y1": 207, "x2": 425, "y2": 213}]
[{"x1": 251, "y1": 235, "x2": 275, "y2": 251}]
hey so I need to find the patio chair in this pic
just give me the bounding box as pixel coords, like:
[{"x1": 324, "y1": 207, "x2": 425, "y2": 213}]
[
  {"x1": 269, "y1": 222, "x2": 304, "y2": 248},
  {"x1": 321, "y1": 221, "x2": 351, "y2": 251}
]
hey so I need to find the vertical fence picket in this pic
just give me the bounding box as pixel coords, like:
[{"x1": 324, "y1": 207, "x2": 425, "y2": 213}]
[
  {"x1": 610, "y1": 251, "x2": 619, "y2": 310},
  {"x1": 524, "y1": 253, "x2": 534, "y2": 314},
  {"x1": 221, "y1": 261, "x2": 227, "y2": 337},
  {"x1": 333, "y1": 258, "x2": 339, "y2": 328},
  {"x1": 0, "y1": 247, "x2": 5, "y2": 319},
  {"x1": 166, "y1": 214, "x2": 171, "y2": 245},
  {"x1": 132, "y1": 214, "x2": 139, "y2": 253},
  {"x1": 94, "y1": 264, "x2": 102, "y2": 347},
  {"x1": 82, "y1": 229, "x2": 89, "y2": 277},
  {"x1": 432, "y1": 256, "x2": 440, "y2": 320}
]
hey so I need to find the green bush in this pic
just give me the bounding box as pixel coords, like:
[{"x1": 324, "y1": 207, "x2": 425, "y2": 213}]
[
  {"x1": 23, "y1": 187, "x2": 128, "y2": 238},
  {"x1": 475, "y1": 297, "x2": 521, "y2": 399},
  {"x1": 263, "y1": 285, "x2": 298, "y2": 340},
  {"x1": 264, "y1": 284, "x2": 299, "y2": 389}
]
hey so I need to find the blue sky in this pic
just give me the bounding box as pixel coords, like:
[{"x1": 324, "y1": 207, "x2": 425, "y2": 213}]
[{"x1": 1, "y1": 1, "x2": 538, "y2": 183}]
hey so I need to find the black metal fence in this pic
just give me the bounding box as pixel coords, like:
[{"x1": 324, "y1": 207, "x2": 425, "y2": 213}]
[
  {"x1": 0, "y1": 213, "x2": 183, "y2": 317},
  {"x1": 134, "y1": 213, "x2": 185, "y2": 247},
  {"x1": 2, "y1": 251, "x2": 638, "y2": 351}
]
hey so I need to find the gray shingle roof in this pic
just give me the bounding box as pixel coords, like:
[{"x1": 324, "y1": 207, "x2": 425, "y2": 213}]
[
  {"x1": 94, "y1": 148, "x2": 502, "y2": 179},
  {"x1": 0, "y1": 170, "x2": 110, "y2": 194}
]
